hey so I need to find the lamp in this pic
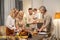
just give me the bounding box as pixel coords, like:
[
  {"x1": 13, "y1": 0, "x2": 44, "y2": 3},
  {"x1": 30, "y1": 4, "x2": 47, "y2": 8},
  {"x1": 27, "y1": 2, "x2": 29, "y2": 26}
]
[{"x1": 54, "y1": 12, "x2": 60, "y2": 19}]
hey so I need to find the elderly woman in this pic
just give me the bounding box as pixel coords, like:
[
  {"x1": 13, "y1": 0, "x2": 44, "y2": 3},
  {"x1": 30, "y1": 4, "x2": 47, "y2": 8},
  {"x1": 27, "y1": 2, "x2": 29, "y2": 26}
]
[
  {"x1": 28, "y1": 6, "x2": 52, "y2": 40},
  {"x1": 6, "y1": 8, "x2": 19, "y2": 36}
]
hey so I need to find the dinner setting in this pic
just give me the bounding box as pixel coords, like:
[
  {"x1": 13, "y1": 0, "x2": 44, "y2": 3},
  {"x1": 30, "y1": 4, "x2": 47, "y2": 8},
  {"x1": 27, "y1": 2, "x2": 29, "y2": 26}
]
[{"x1": 0, "y1": 0, "x2": 60, "y2": 40}]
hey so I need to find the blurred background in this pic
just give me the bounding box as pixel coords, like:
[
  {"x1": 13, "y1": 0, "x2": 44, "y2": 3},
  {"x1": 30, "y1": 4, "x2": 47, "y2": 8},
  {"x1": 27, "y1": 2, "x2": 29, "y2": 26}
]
[
  {"x1": 0, "y1": 0, "x2": 60, "y2": 39},
  {"x1": 0, "y1": 0, "x2": 60, "y2": 25}
]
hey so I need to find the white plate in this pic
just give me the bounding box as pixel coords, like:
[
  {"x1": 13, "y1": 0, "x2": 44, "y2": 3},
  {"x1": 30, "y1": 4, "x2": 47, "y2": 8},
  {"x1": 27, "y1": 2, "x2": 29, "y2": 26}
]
[{"x1": 38, "y1": 32, "x2": 47, "y2": 35}]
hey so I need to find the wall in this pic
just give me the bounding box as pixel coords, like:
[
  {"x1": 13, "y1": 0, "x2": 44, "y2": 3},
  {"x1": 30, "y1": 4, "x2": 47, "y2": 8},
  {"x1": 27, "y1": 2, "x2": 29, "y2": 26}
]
[
  {"x1": 4, "y1": 0, "x2": 15, "y2": 25},
  {"x1": 23, "y1": 0, "x2": 43, "y2": 14},
  {"x1": 23, "y1": 0, "x2": 57, "y2": 16},
  {"x1": 43, "y1": 0, "x2": 60, "y2": 17},
  {"x1": 23, "y1": 0, "x2": 32, "y2": 14},
  {"x1": 32, "y1": 0, "x2": 43, "y2": 9}
]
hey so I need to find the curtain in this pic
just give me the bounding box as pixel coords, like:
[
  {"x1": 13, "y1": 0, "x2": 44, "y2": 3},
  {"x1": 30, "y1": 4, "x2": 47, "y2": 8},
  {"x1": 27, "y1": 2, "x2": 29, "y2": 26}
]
[
  {"x1": 0, "y1": 0, "x2": 4, "y2": 25},
  {"x1": 15, "y1": 0, "x2": 23, "y2": 10}
]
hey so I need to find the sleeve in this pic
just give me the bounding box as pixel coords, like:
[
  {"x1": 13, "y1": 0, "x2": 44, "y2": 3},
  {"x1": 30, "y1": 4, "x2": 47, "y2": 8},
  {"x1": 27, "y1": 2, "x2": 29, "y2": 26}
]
[
  {"x1": 43, "y1": 16, "x2": 51, "y2": 27},
  {"x1": 6, "y1": 17, "x2": 12, "y2": 29},
  {"x1": 6, "y1": 16, "x2": 16, "y2": 30}
]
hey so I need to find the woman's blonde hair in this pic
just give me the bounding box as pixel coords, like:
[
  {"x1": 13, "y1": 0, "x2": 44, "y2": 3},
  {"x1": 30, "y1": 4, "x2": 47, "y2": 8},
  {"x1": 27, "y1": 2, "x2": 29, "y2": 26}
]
[
  {"x1": 17, "y1": 11, "x2": 24, "y2": 19},
  {"x1": 10, "y1": 8, "x2": 16, "y2": 15},
  {"x1": 10, "y1": 8, "x2": 19, "y2": 18}
]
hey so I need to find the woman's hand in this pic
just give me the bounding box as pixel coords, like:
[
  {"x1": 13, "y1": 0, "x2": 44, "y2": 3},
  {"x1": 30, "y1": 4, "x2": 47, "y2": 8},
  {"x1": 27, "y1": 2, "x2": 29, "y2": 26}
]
[{"x1": 37, "y1": 29, "x2": 42, "y2": 32}]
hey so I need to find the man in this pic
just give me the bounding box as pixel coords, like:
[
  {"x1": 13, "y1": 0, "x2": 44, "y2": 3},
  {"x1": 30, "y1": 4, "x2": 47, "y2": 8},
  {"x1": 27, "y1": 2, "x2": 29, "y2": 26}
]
[
  {"x1": 27, "y1": 8, "x2": 38, "y2": 30},
  {"x1": 26, "y1": 8, "x2": 35, "y2": 38},
  {"x1": 27, "y1": 8, "x2": 34, "y2": 27}
]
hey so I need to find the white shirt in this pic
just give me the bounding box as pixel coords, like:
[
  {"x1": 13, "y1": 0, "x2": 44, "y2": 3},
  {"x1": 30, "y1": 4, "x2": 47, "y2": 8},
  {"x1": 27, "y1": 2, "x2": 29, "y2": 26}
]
[
  {"x1": 27, "y1": 14, "x2": 34, "y2": 24},
  {"x1": 33, "y1": 12, "x2": 39, "y2": 19},
  {"x1": 37, "y1": 12, "x2": 42, "y2": 19},
  {"x1": 6, "y1": 15, "x2": 16, "y2": 30}
]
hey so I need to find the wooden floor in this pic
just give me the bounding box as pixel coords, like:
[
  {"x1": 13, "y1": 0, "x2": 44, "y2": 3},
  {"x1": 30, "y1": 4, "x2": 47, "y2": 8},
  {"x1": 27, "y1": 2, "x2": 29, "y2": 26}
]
[{"x1": 0, "y1": 26, "x2": 6, "y2": 36}]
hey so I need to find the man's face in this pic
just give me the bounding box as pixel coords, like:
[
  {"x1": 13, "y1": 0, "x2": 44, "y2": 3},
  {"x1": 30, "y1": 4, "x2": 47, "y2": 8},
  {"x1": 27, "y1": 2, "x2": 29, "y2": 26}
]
[{"x1": 28, "y1": 10, "x2": 33, "y2": 15}]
